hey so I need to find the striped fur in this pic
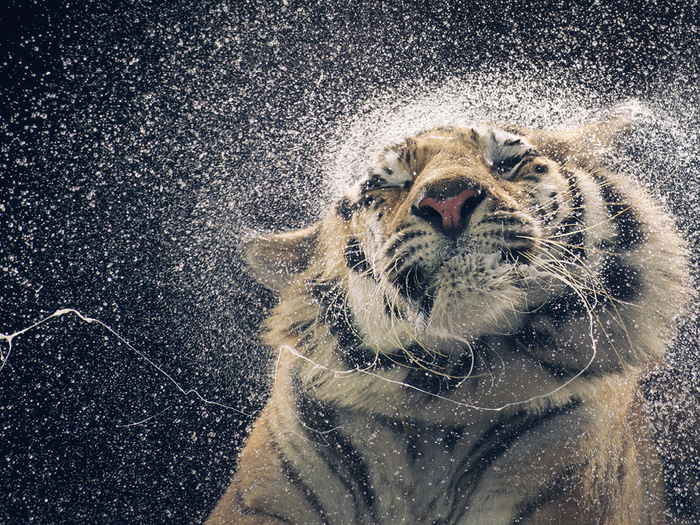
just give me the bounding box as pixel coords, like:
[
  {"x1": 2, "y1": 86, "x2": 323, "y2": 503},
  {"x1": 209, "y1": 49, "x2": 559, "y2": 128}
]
[{"x1": 207, "y1": 106, "x2": 692, "y2": 524}]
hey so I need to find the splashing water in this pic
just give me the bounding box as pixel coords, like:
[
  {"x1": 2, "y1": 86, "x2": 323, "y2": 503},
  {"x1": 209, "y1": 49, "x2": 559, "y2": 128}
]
[
  {"x1": 4, "y1": 80, "x2": 700, "y2": 522},
  {"x1": 0, "y1": 309, "x2": 251, "y2": 423},
  {"x1": 3, "y1": 1, "x2": 699, "y2": 523}
]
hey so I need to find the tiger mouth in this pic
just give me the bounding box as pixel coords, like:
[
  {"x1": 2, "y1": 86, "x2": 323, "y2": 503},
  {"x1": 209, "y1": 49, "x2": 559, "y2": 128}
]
[
  {"x1": 390, "y1": 242, "x2": 535, "y2": 321},
  {"x1": 391, "y1": 250, "x2": 499, "y2": 305},
  {"x1": 391, "y1": 263, "x2": 431, "y2": 305}
]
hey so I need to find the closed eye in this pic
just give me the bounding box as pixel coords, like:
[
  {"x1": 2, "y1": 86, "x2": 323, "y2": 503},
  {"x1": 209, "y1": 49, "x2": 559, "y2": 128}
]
[
  {"x1": 495, "y1": 162, "x2": 517, "y2": 174},
  {"x1": 494, "y1": 156, "x2": 525, "y2": 176}
]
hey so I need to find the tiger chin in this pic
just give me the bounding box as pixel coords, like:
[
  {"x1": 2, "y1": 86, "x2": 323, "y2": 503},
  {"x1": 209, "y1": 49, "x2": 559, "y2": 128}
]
[{"x1": 207, "y1": 106, "x2": 693, "y2": 524}]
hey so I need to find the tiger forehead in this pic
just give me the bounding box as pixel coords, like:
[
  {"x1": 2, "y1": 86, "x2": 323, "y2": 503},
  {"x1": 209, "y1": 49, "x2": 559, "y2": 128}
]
[
  {"x1": 375, "y1": 125, "x2": 530, "y2": 175},
  {"x1": 384, "y1": 128, "x2": 478, "y2": 164}
]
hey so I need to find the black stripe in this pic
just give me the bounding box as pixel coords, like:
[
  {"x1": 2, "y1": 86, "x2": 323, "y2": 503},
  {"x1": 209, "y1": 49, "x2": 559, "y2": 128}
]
[
  {"x1": 344, "y1": 237, "x2": 372, "y2": 275},
  {"x1": 447, "y1": 399, "x2": 583, "y2": 522},
  {"x1": 516, "y1": 322, "x2": 556, "y2": 349},
  {"x1": 511, "y1": 467, "x2": 577, "y2": 523},
  {"x1": 283, "y1": 319, "x2": 315, "y2": 338},
  {"x1": 516, "y1": 316, "x2": 602, "y2": 379},
  {"x1": 599, "y1": 254, "x2": 640, "y2": 301},
  {"x1": 473, "y1": 399, "x2": 581, "y2": 471},
  {"x1": 295, "y1": 389, "x2": 339, "y2": 435},
  {"x1": 509, "y1": 152, "x2": 539, "y2": 179},
  {"x1": 296, "y1": 392, "x2": 378, "y2": 522},
  {"x1": 392, "y1": 264, "x2": 429, "y2": 303},
  {"x1": 484, "y1": 215, "x2": 522, "y2": 227},
  {"x1": 442, "y1": 426, "x2": 467, "y2": 454},
  {"x1": 335, "y1": 197, "x2": 355, "y2": 221},
  {"x1": 236, "y1": 426, "x2": 299, "y2": 523},
  {"x1": 538, "y1": 290, "x2": 589, "y2": 328},
  {"x1": 307, "y1": 279, "x2": 395, "y2": 370},
  {"x1": 599, "y1": 182, "x2": 646, "y2": 249},
  {"x1": 237, "y1": 496, "x2": 295, "y2": 524},
  {"x1": 267, "y1": 421, "x2": 330, "y2": 523},
  {"x1": 555, "y1": 168, "x2": 586, "y2": 260},
  {"x1": 403, "y1": 345, "x2": 475, "y2": 396},
  {"x1": 372, "y1": 196, "x2": 387, "y2": 209},
  {"x1": 308, "y1": 280, "x2": 346, "y2": 328},
  {"x1": 360, "y1": 173, "x2": 386, "y2": 193},
  {"x1": 278, "y1": 456, "x2": 329, "y2": 523},
  {"x1": 443, "y1": 410, "x2": 534, "y2": 522},
  {"x1": 519, "y1": 173, "x2": 542, "y2": 183},
  {"x1": 308, "y1": 280, "x2": 356, "y2": 349},
  {"x1": 531, "y1": 347, "x2": 602, "y2": 379},
  {"x1": 322, "y1": 430, "x2": 377, "y2": 521},
  {"x1": 385, "y1": 229, "x2": 427, "y2": 258},
  {"x1": 357, "y1": 194, "x2": 376, "y2": 210},
  {"x1": 542, "y1": 191, "x2": 560, "y2": 225}
]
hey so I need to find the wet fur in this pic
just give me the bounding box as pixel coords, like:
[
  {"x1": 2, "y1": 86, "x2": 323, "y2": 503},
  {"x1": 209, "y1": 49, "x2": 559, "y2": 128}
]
[{"x1": 207, "y1": 106, "x2": 692, "y2": 524}]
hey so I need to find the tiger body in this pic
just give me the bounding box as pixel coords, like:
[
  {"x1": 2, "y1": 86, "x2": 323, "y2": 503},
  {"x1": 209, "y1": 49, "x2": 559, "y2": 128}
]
[{"x1": 207, "y1": 108, "x2": 690, "y2": 524}]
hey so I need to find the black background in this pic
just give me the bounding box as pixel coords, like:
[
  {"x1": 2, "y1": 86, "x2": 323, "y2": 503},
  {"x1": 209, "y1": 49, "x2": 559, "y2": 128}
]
[{"x1": 1, "y1": 0, "x2": 699, "y2": 523}]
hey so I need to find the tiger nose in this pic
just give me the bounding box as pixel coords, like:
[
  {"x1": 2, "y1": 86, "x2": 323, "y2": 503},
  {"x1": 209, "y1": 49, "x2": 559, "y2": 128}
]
[{"x1": 416, "y1": 188, "x2": 483, "y2": 235}]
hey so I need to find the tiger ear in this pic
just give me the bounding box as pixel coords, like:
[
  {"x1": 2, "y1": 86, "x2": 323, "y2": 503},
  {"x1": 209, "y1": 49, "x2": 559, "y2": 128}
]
[
  {"x1": 241, "y1": 223, "x2": 321, "y2": 292},
  {"x1": 528, "y1": 100, "x2": 640, "y2": 168}
]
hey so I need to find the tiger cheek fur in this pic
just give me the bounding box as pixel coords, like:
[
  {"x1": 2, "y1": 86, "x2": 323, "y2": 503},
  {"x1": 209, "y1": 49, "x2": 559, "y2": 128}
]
[{"x1": 207, "y1": 108, "x2": 692, "y2": 525}]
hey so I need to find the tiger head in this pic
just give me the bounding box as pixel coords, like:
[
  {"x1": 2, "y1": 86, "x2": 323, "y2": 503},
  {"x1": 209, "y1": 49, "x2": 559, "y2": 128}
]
[{"x1": 243, "y1": 107, "x2": 688, "y2": 391}]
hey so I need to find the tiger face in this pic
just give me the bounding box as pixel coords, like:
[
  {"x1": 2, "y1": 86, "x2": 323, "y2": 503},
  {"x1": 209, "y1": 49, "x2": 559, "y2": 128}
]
[
  {"x1": 321, "y1": 121, "x2": 683, "y2": 385},
  {"x1": 338, "y1": 126, "x2": 576, "y2": 343}
]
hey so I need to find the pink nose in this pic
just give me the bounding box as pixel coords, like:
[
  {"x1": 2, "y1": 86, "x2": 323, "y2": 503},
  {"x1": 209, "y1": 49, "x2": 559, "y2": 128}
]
[{"x1": 418, "y1": 189, "x2": 481, "y2": 232}]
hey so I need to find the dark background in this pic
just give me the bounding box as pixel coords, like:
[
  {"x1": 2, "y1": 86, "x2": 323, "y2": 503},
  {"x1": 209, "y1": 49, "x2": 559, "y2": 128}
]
[{"x1": 1, "y1": 0, "x2": 699, "y2": 523}]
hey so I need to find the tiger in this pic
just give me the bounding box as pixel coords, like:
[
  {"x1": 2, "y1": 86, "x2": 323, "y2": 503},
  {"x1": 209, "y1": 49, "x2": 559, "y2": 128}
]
[{"x1": 206, "y1": 105, "x2": 693, "y2": 524}]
